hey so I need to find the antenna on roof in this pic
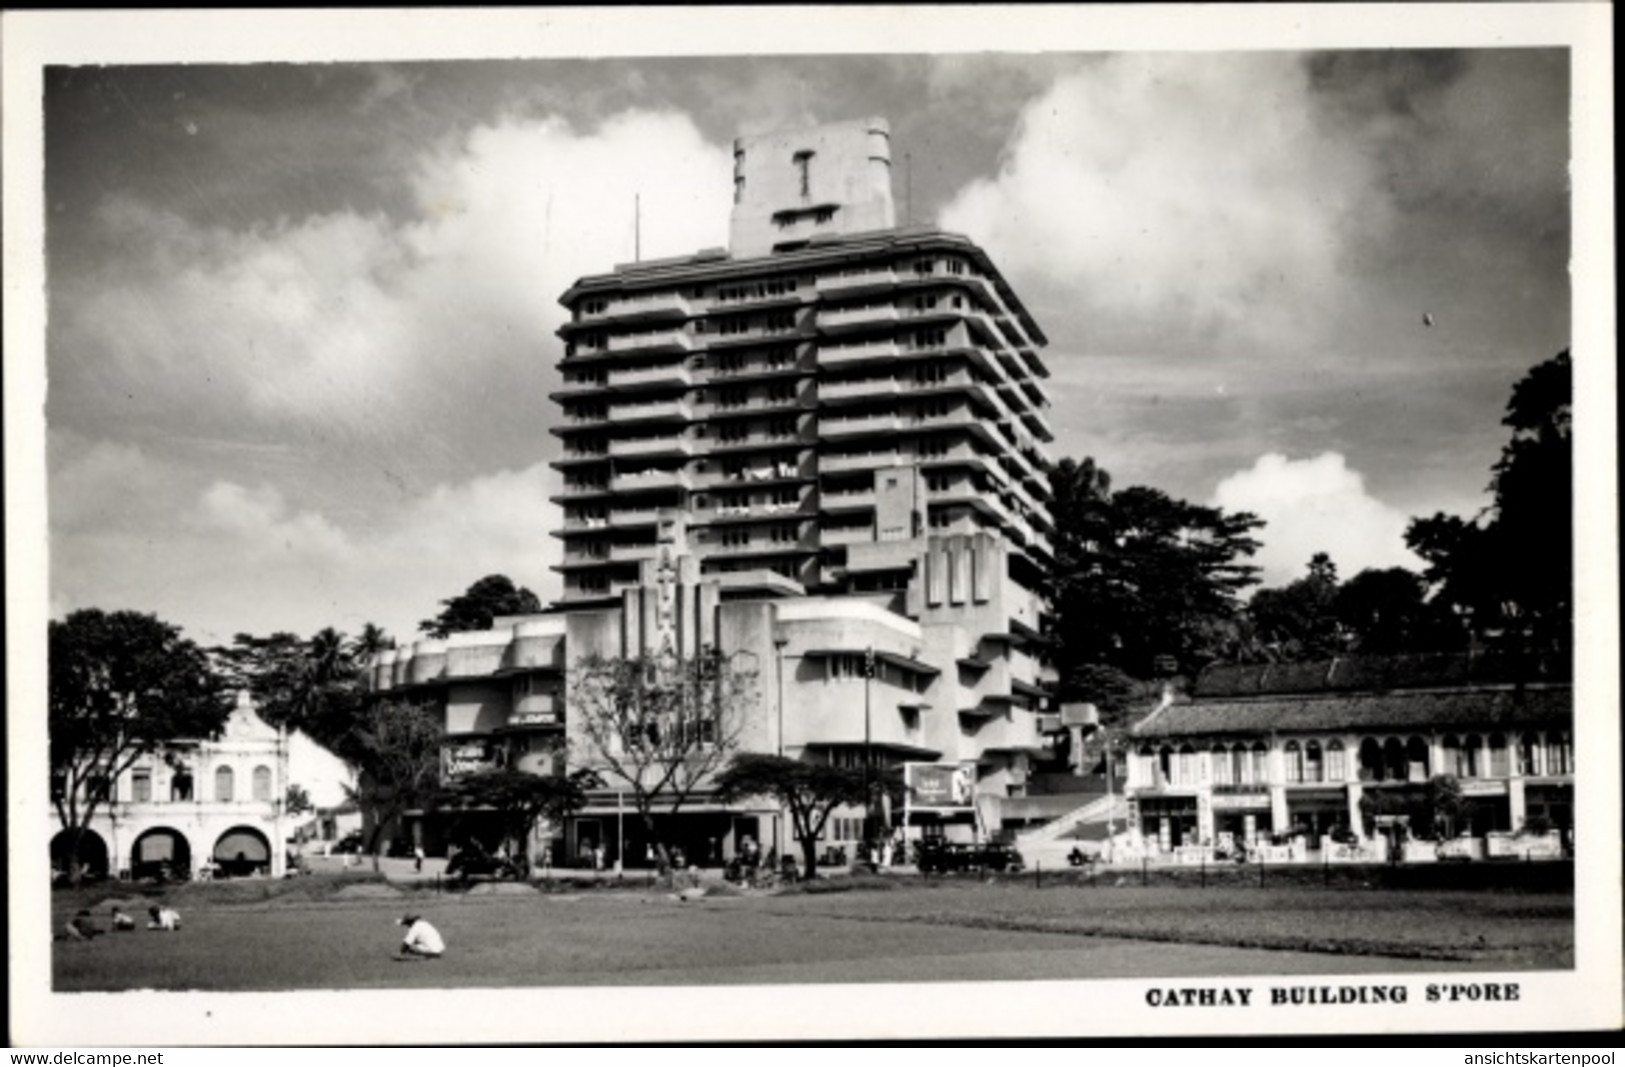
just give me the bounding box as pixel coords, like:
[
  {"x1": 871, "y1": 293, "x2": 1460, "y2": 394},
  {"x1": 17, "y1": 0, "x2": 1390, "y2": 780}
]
[{"x1": 905, "y1": 152, "x2": 912, "y2": 227}]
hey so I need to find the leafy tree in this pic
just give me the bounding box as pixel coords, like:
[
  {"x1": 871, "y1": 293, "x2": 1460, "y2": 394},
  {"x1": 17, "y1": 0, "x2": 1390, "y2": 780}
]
[
  {"x1": 1045, "y1": 457, "x2": 1264, "y2": 713},
  {"x1": 420, "y1": 574, "x2": 544, "y2": 638},
  {"x1": 343, "y1": 699, "x2": 444, "y2": 870},
  {"x1": 1248, "y1": 552, "x2": 1345, "y2": 660},
  {"x1": 569, "y1": 648, "x2": 755, "y2": 873},
  {"x1": 284, "y1": 783, "x2": 314, "y2": 817},
  {"x1": 713, "y1": 754, "x2": 873, "y2": 879},
  {"x1": 1333, "y1": 567, "x2": 1464, "y2": 654},
  {"x1": 49, "y1": 609, "x2": 235, "y2": 882},
  {"x1": 1407, "y1": 351, "x2": 1572, "y2": 663},
  {"x1": 435, "y1": 767, "x2": 599, "y2": 861}
]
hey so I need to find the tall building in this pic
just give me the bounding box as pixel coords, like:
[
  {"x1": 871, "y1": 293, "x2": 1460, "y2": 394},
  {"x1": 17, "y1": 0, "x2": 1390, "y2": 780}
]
[
  {"x1": 549, "y1": 117, "x2": 1054, "y2": 606},
  {"x1": 373, "y1": 119, "x2": 1063, "y2": 868}
]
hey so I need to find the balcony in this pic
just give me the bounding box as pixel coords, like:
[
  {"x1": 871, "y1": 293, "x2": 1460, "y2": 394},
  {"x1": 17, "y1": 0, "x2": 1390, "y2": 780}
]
[
  {"x1": 820, "y1": 489, "x2": 877, "y2": 513},
  {"x1": 603, "y1": 292, "x2": 692, "y2": 322},
  {"x1": 817, "y1": 305, "x2": 900, "y2": 333},
  {"x1": 609, "y1": 469, "x2": 691, "y2": 494},
  {"x1": 819, "y1": 377, "x2": 899, "y2": 403},
  {"x1": 607, "y1": 399, "x2": 692, "y2": 424},
  {"x1": 608, "y1": 434, "x2": 692, "y2": 459},
  {"x1": 821, "y1": 525, "x2": 874, "y2": 546},
  {"x1": 817, "y1": 341, "x2": 902, "y2": 369},
  {"x1": 559, "y1": 513, "x2": 612, "y2": 533},
  {"x1": 692, "y1": 462, "x2": 807, "y2": 490},
  {"x1": 818, "y1": 413, "x2": 902, "y2": 440},
  {"x1": 609, "y1": 543, "x2": 660, "y2": 563},
  {"x1": 820, "y1": 450, "x2": 897, "y2": 473},
  {"x1": 605, "y1": 329, "x2": 693, "y2": 355},
  {"x1": 607, "y1": 506, "x2": 661, "y2": 528},
  {"x1": 607, "y1": 364, "x2": 693, "y2": 391},
  {"x1": 816, "y1": 268, "x2": 898, "y2": 295},
  {"x1": 1020, "y1": 405, "x2": 1055, "y2": 442}
]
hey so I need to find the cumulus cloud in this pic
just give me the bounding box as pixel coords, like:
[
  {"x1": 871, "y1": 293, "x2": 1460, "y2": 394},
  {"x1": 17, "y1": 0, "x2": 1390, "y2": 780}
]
[
  {"x1": 54, "y1": 109, "x2": 732, "y2": 433},
  {"x1": 938, "y1": 53, "x2": 1388, "y2": 359},
  {"x1": 1211, "y1": 452, "x2": 1423, "y2": 588},
  {"x1": 50, "y1": 435, "x2": 563, "y2": 645}
]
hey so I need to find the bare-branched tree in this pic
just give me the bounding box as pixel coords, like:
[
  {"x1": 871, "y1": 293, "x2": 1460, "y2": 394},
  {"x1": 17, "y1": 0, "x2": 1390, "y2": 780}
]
[{"x1": 569, "y1": 647, "x2": 757, "y2": 872}]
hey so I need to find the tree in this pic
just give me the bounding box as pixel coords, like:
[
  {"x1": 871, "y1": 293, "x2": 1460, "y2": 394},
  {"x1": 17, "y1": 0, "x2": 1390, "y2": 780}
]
[
  {"x1": 714, "y1": 754, "x2": 872, "y2": 879},
  {"x1": 1406, "y1": 351, "x2": 1572, "y2": 663},
  {"x1": 284, "y1": 783, "x2": 314, "y2": 817},
  {"x1": 1333, "y1": 567, "x2": 1464, "y2": 655},
  {"x1": 49, "y1": 609, "x2": 235, "y2": 882},
  {"x1": 569, "y1": 647, "x2": 756, "y2": 873},
  {"x1": 435, "y1": 767, "x2": 599, "y2": 861},
  {"x1": 1045, "y1": 457, "x2": 1264, "y2": 713},
  {"x1": 343, "y1": 699, "x2": 443, "y2": 870},
  {"x1": 1248, "y1": 553, "x2": 1345, "y2": 661},
  {"x1": 420, "y1": 574, "x2": 543, "y2": 638}
]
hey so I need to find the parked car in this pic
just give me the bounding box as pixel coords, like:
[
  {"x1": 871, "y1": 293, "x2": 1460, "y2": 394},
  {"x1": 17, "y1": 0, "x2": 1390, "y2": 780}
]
[
  {"x1": 916, "y1": 839, "x2": 1026, "y2": 874},
  {"x1": 445, "y1": 847, "x2": 526, "y2": 883},
  {"x1": 330, "y1": 832, "x2": 365, "y2": 855}
]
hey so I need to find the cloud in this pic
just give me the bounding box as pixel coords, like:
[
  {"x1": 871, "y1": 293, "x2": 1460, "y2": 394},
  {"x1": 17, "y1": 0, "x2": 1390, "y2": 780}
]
[
  {"x1": 937, "y1": 53, "x2": 1387, "y2": 359},
  {"x1": 1210, "y1": 452, "x2": 1423, "y2": 588},
  {"x1": 53, "y1": 109, "x2": 733, "y2": 438},
  {"x1": 49, "y1": 435, "x2": 563, "y2": 645}
]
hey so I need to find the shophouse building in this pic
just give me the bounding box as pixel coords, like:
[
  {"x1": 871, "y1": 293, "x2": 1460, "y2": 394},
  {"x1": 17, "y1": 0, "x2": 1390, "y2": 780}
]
[
  {"x1": 1124, "y1": 654, "x2": 1573, "y2": 862},
  {"x1": 369, "y1": 118, "x2": 1061, "y2": 867},
  {"x1": 49, "y1": 694, "x2": 294, "y2": 881}
]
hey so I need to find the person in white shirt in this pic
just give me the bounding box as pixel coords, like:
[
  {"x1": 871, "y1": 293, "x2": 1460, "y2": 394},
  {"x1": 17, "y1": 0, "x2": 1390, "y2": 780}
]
[
  {"x1": 147, "y1": 905, "x2": 181, "y2": 931},
  {"x1": 396, "y1": 914, "x2": 444, "y2": 960}
]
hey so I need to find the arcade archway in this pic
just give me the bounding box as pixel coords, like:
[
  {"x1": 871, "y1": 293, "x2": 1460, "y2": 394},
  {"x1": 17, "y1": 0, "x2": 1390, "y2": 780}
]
[
  {"x1": 51, "y1": 828, "x2": 109, "y2": 882},
  {"x1": 213, "y1": 826, "x2": 272, "y2": 877},
  {"x1": 131, "y1": 827, "x2": 192, "y2": 881}
]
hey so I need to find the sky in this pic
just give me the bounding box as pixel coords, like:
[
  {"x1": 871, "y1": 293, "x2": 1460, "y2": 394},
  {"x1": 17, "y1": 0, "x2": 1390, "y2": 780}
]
[{"x1": 32, "y1": 28, "x2": 1577, "y2": 648}]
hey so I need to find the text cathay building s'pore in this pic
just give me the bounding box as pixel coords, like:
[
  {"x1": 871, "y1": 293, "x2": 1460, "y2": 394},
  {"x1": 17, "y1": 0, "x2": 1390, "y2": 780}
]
[{"x1": 368, "y1": 118, "x2": 1070, "y2": 867}]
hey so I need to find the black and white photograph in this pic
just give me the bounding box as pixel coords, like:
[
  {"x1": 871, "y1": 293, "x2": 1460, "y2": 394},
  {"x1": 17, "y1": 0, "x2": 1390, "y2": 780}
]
[{"x1": 5, "y1": 5, "x2": 1617, "y2": 1045}]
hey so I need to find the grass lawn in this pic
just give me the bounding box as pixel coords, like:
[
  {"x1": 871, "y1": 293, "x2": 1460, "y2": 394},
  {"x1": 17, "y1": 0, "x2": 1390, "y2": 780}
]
[{"x1": 49, "y1": 872, "x2": 1571, "y2": 991}]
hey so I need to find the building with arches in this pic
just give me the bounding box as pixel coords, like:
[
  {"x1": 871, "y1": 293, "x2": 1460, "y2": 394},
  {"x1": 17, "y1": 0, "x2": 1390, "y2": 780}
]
[
  {"x1": 1124, "y1": 654, "x2": 1572, "y2": 860},
  {"x1": 50, "y1": 693, "x2": 292, "y2": 881}
]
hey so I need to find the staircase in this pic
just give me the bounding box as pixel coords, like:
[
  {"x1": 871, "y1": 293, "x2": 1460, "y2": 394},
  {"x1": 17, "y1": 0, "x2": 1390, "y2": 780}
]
[{"x1": 1014, "y1": 793, "x2": 1130, "y2": 869}]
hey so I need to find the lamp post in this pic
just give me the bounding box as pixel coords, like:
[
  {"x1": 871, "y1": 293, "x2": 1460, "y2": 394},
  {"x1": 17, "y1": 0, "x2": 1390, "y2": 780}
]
[
  {"x1": 863, "y1": 646, "x2": 875, "y2": 844},
  {"x1": 774, "y1": 636, "x2": 789, "y2": 859}
]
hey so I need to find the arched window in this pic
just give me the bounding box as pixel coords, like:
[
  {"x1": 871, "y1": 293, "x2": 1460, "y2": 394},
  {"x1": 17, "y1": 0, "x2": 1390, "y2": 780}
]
[
  {"x1": 1519, "y1": 732, "x2": 1542, "y2": 776},
  {"x1": 1443, "y1": 735, "x2": 1463, "y2": 776},
  {"x1": 1326, "y1": 739, "x2": 1347, "y2": 782},
  {"x1": 1488, "y1": 733, "x2": 1509, "y2": 777},
  {"x1": 1158, "y1": 746, "x2": 1174, "y2": 786},
  {"x1": 251, "y1": 765, "x2": 272, "y2": 802},
  {"x1": 1545, "y1": 732, "x2": 1571, "y2": 776},
  {"x1": 1232, "y1": 744, "x2": 1248, "y2": 785},
  {"x1": 1305, "y1": 741, "x2": 1324, "y2": 783},
  {"x1": 214, "y1": 765, "x2": 235, "y2": 803},
  {"x1": 1462, "y1": 735, "x2": 1483, "y2": 778},
  {"x1": 1177, "y1": 744, "x2": 1197, "y2": 786},
  {"x1": 1283, "y1": 741, "x2": 1304, "y2": 783},
  {"x1": 1405, "y1": 737, "x2": 1430, "y2": 782},
  {"x1": 1136, "y1": 745, "x2": 1156, "y2": 786},
  {"x1": 1210, "y1": 743, "x2": 1232, "y2": 785},
  {"x1": 1359, "y1": 738, "x2": 1383, "y2": 782}
]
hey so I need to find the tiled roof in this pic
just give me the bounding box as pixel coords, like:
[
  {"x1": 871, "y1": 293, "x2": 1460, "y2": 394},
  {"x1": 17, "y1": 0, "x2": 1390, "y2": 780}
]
[
  {"x1": 1193, "y1": 652, "x2": 1570, "y2": 698},
  {"x1": 1131, "y1": 685, "x2": 1571, "y2": 740}
]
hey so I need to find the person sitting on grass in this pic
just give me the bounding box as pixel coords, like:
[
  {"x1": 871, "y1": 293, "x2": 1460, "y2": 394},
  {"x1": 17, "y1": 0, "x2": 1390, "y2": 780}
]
[
  {"x1": 63, "y1": 909, "x2": 102, "y2": 941},
  {"x1": 147, "y1": 904, "x2": 181, "y2": 931},
  {"x1": 111, "y1": 906, "x2": 137, "y2": 932},
  {"x1": 396, "y1": 914, "x2": 444, "y2": 961}
]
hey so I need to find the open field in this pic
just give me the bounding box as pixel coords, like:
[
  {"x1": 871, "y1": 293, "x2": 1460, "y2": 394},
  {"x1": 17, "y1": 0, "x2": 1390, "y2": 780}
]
[{"x1": 51, "y1": 871, "x2": 1570, "y2": 991}]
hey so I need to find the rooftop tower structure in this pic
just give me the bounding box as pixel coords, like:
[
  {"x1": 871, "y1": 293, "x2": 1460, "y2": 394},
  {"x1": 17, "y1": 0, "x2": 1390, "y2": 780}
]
[{"x1": 549, "y1": 118, "x2": 1055, "y2": 609}]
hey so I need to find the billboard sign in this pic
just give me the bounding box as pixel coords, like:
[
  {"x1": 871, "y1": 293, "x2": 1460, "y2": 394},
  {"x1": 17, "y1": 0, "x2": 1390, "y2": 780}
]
[{"x1": 905, "y1": 762, "x2": 976, "y2": 809}]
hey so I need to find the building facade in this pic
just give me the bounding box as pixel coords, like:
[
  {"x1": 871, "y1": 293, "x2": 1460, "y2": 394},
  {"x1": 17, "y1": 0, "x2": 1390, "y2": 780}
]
[
  {"x1": 368, "y1": 119, "x2": 1060, "y2": 867},
  {"x1": 49, "y1": 695, "x2": 293, "y2": 881},
  {"x1": 1124, "y1": 655, "x2": 1574, "y2": 863}
]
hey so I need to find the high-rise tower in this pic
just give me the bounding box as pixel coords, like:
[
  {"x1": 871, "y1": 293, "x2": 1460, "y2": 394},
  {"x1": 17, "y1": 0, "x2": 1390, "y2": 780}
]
[{"x1": 549, "y1": 117, "x2": 1054, "y2": 608}]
